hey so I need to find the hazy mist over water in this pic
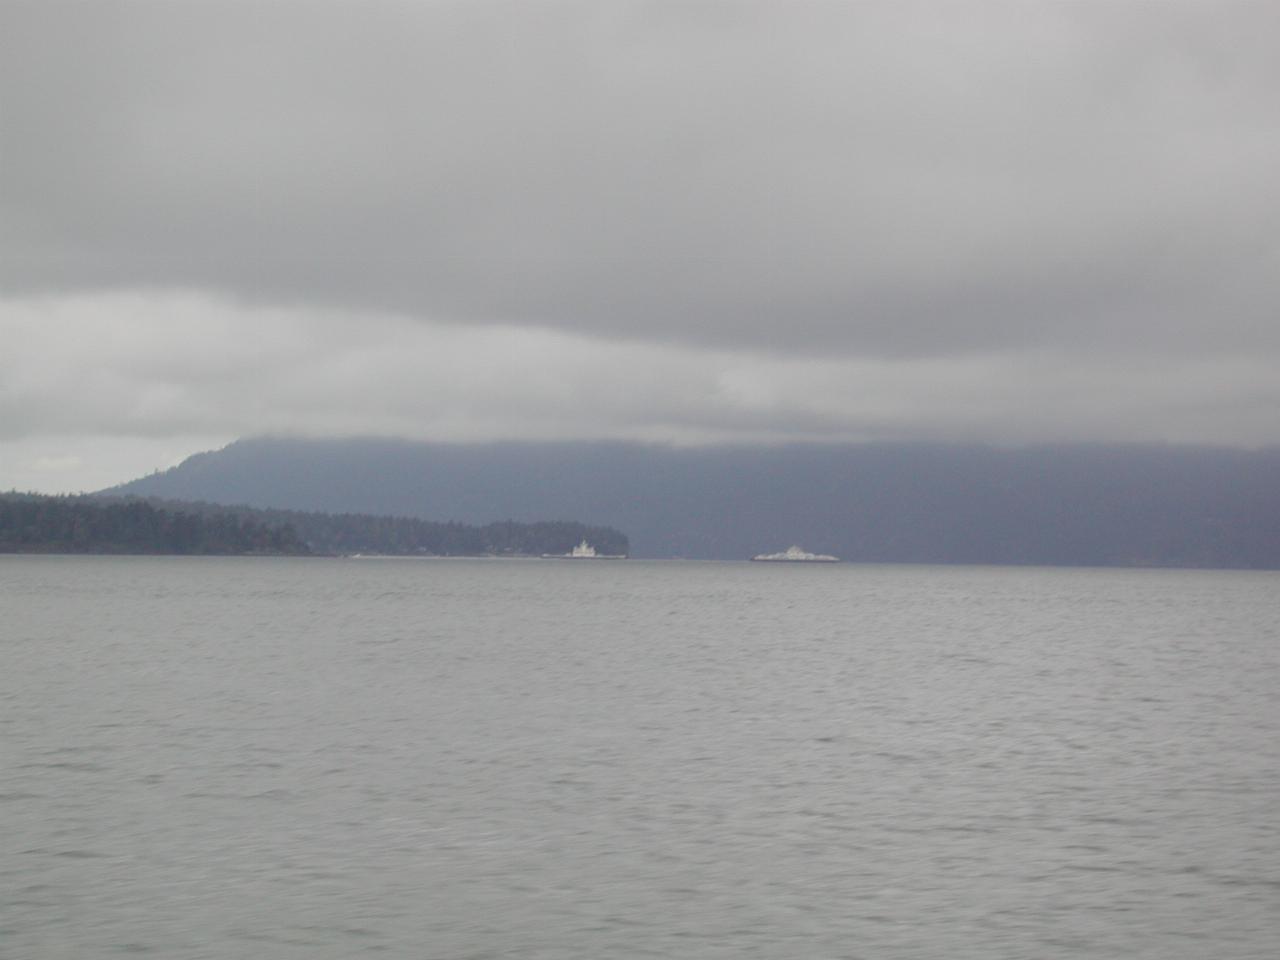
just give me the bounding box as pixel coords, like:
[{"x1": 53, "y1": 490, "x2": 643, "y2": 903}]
[{"x1": 3, "y1": 557, "x2": 1279, "y2": 958}]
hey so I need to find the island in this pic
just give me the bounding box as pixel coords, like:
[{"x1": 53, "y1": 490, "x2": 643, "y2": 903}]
[{"x1": 0, "y1": 493, "x2": 629, "y2": 559}]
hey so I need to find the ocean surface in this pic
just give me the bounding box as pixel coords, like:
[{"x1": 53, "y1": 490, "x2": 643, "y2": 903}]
[{"x1": 2, "y1": 556, "x2": 1278, "y2": 959}]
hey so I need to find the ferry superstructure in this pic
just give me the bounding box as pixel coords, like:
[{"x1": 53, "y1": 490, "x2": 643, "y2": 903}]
[{"x1": 750, "y1": 545, "x2": 839, "y2": 562}]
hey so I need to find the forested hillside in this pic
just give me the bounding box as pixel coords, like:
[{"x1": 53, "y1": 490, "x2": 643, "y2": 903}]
[
  {"x1": 0, "y1": 494, "x2": 307, "y2": 555},
  {"x1": 106, "y1": 437, "x2": 1280, "y2": 567},
  {"x1": 2, "y1": 493, "x2": 629, "y2": 558},
  {"x1": 124, "y1": 498, "x2": 629, "y2": 557}
]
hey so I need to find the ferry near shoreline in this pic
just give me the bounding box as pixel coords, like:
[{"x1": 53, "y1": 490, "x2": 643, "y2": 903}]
[
  {"x1": 541, "y1": 539, "x2": 627, "y2": 560},
  {"x1": 750, "y1": 545, "x2": 839, "y2": 563}
]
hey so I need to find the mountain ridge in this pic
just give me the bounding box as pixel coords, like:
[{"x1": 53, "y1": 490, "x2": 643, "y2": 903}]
[{"x1": 104, "y1": 436, "x2": 1280, "y2": 568}]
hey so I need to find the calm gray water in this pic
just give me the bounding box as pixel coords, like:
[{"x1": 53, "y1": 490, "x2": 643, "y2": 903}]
[{"x1": 2, "y1": 557, "x2": 1278, "y2": 959}]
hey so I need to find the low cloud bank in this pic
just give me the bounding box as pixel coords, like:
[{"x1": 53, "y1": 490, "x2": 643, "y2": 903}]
[{"x1": 3, "y1": 289, "x2": 1279, "y2": 493}]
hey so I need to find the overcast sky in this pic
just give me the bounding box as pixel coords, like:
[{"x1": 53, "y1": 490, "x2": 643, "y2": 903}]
[{"x1": 3, "y1": 1, "x2": 1278, "y2": 492}]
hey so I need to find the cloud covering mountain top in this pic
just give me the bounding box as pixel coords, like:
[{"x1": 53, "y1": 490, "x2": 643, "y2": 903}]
[{"x1": 2, "y1": 2, "x2": 1278, "y2": 491}]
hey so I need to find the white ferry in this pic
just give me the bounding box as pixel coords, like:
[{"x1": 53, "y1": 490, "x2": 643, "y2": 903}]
[
  {"x1": 542, "y1": 539, "x2": 626, "y2": 560},
  {"x1": 750, "y1": 545, "x2": 839, "y2": 563}
]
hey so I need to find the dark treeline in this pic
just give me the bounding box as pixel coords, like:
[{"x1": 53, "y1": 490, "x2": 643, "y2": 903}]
[
  {"x1": 91, "y1": 496, "x2": 630, "y2": 557},
  {"x1": 237, "y1": 504, "x2": 628, "y2": 556},
  {"x1": 1, "y1": 493, "x2": 629, "y2": 558},
  {"x1": 0, "y1": 493, "x2": 308, "y2": 555}
]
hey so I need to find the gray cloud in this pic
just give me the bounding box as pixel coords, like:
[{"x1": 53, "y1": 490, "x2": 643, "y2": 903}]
[
  {"x1": 2, "y1": 2, "x2": 1279, "y2": 492},
  {"x1": 4, "y1": 1, "x2": 1277, "y2": 358},
  {"x1": 4, "y1": 291, "x2": 1277, "y2": 448}
]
